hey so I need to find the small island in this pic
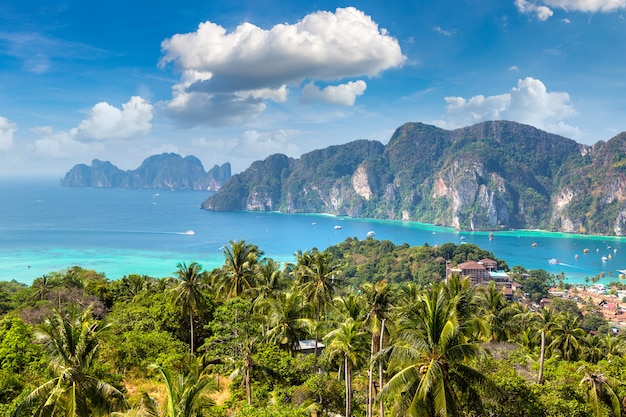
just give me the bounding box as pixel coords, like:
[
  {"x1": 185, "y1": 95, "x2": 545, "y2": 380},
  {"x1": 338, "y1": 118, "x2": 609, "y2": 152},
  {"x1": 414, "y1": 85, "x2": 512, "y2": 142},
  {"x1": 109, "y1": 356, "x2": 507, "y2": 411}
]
[{"x1": 61, "y1": 153, "x2": 231, "y2": 191}]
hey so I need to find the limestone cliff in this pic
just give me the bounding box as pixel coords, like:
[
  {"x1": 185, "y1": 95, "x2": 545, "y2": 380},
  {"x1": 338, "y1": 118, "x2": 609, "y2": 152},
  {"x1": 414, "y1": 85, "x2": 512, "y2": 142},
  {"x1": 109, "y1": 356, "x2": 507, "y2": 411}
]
[{"x1": 202, "y1": 121, "x2": 626, "y2": 236}]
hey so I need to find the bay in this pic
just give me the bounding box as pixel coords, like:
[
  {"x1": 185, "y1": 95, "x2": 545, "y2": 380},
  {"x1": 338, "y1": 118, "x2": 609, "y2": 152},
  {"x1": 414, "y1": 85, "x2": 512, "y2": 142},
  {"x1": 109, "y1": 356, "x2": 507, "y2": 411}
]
[{"x1": 0, "y1": 178, "x2": 625, "y2": 285}]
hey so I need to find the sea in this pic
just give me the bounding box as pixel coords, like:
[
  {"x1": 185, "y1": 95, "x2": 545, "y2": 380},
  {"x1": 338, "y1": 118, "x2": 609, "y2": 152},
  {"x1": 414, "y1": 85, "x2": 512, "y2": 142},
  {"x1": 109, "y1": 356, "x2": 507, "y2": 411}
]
[{"x1": 1, "y1": 178, "x2": 625, "y2": 286}]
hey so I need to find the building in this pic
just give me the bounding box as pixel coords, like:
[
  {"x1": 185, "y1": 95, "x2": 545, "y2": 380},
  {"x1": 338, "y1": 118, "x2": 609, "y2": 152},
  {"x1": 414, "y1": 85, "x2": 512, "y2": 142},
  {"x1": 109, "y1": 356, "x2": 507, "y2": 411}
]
[{"x1": 445, "y1": 258, "x2": 513, "y2": 298}]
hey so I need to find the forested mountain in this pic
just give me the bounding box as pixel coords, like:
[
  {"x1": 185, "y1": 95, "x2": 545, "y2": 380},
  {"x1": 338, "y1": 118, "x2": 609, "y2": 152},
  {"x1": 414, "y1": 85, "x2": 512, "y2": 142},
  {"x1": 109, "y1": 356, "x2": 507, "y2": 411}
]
[
  {"x1": 203, "y1": 121, "x2": 626, "y2": 235},
  {"x1": 61, "y1": 153, "x2": 231, "y2": 191}
]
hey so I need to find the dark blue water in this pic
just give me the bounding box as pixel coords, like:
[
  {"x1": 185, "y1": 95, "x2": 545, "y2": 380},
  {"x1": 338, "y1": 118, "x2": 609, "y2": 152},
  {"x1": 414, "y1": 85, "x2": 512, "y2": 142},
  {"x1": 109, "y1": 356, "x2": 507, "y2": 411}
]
[{"x1": 1, "y1": 178, "x2": 625, "y2": 284}]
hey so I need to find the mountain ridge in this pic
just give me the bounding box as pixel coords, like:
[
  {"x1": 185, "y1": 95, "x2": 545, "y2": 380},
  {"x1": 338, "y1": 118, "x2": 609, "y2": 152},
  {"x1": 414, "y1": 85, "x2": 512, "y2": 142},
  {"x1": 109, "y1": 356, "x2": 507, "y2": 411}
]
[{"x1": 202, "y1": 120, "x2": 626, "y2": 236}]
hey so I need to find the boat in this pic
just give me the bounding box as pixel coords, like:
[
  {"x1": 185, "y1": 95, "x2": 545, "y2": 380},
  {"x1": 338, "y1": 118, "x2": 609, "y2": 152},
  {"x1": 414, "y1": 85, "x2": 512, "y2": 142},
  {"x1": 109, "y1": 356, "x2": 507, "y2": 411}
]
[
  {"x1": 334, "y1": 225, "x2": 342, "y2": 230},
  {"x1": 531, "y1": 243, "x2": 537, "y2": 247},
  {"x1": 489, "y1": 232, "x2": 494, "y2": 240},
  {"x1": 602, "y1": 256, "x2": 608, "y2": 262},
  {"x1": 548, "y1": 258, "x2": 559, "y2": 265},
  {"x1": 583, "y1": 248, "x2": 589, "y2": 253},
  {"x1": 367, "y1": 230, "x2": 376, "y2": 237},
  {"x1": 184, "y1": 230, "x2": 195, "y2": 235}
]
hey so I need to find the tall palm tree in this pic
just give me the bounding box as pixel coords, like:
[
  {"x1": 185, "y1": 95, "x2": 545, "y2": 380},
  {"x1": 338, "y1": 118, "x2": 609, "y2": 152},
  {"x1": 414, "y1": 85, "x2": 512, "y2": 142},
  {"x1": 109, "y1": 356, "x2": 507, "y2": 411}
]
[
  {"x1": 324, "y1": 318, "x2": 369, "y2": 417},
  {"x1": 170, "y1": 262, "x2": 208, "y2": 355},
  {"x1": 12, "y1": 305, "x2": 128, "y2": 417},
  {"x1": 578, "y1": 365, "x2": 623, "y2": 417},
  {"x1": 549, "y1": 312, "x2": 586, "y2": 362},
  {"x1": 478, "y1": 282, "x2": 515, "y2": 343},
  {"x1": 31, "y1": 274, "x2": 57, "y2": 302},
  {"x1": 294, "y1": 249, "x2": 340, "y2": 358},
  {"x1": 380, "y1": 286, "x2": 487, "y2": 417},
  {"x1": 217, "y1": 240, "x2": 261, "y2": 300},
  {"x1": 266, "y1": 290, "x2": 314, "y2": 354},
  {"x1": 362, "y1": 279, "x2": 394, "y2": 417}
]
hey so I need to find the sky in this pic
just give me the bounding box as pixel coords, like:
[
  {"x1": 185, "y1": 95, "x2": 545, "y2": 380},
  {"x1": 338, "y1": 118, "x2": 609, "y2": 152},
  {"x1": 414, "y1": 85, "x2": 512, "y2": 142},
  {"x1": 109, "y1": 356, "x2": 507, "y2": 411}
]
[{"x1": 0, "y1": 0, "x2": 625, "y2": 177}]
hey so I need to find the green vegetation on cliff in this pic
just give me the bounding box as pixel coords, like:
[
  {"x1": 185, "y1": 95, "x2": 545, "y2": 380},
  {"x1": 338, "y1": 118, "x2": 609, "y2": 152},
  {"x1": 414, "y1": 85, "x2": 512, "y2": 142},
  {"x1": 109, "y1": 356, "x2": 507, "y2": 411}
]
[{"x1": 203, "y1": 121, "x2": 626, "y2": 235}]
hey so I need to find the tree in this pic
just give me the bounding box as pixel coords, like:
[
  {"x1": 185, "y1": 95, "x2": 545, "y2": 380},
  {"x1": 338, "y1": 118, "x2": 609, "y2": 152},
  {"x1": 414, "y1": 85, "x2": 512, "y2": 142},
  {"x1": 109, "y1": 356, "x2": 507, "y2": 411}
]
[
  {"x1": 578, "y1": 365, "x2": 623, "y2": 417},
  {"x1": 549, "y1": 312, "x2": 586, "y2": 362},
  {"x1": 202, "y1": 298, "x2": 260, "y2": 405},
  {"x1": 12, "y1": 305, "x2": 128, "y2": 417},
  {"x1": 217, "y1": 240, "x2": 261, "y2": 300},
  {"x1": 265, "y1": 291, "x2": 313, "y2": 355},
  {"x1": 381, "y1": 285, "x2": 487, "y2": 417},
  {"x1": 170, "y1": 262, "x2": 209, "y2": 355},
  {"x1": 361, "y1": 279, "x2": 394, "y2": 417},
  {"x1": 294, "y1": 249, "x2": 340, "y2": 358},
  {"x1": 324, "y1": 318, "x2": 369, "y2": 417},
  {"x1": 146, "y1": 356, "x2": 217, "y2": 417}
]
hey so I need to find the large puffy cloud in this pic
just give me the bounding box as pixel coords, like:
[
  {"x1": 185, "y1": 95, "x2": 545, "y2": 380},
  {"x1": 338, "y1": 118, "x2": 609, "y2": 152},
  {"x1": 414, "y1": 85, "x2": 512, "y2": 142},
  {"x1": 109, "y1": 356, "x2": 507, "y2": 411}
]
[
  {"x1": 0, "y1": 116, "x2": 17, "y2": 151},
  {"x1": 516, "y1": 0, "x2": 626, "y2": 19},
  {"x1": 77, "y1": 96, "x2": 153, "y2": 141},
  {"x1": 160, "y1": 7, "x2": 404, "y2": 126},
  {"x1": 437, "y1": 77, "x2": 581, "y2": 138}
]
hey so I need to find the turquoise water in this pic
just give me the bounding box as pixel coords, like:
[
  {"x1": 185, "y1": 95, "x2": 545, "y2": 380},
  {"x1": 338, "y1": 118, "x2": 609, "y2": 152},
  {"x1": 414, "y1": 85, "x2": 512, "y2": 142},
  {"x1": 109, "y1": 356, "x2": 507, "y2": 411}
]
[{"x1": 1, "y1": 178, "x2": 625, "y2": 285}]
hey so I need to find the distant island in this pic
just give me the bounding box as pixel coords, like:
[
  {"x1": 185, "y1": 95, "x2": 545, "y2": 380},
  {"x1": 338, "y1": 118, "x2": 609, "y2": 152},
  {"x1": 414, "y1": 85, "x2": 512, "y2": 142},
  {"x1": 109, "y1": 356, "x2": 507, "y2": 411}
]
[
  {"x1": 62, "y1": 153, "x2": 231, "y2": 191},
  {"x1": 202, "y1": 120, "x2": 626, "y2": 236}
]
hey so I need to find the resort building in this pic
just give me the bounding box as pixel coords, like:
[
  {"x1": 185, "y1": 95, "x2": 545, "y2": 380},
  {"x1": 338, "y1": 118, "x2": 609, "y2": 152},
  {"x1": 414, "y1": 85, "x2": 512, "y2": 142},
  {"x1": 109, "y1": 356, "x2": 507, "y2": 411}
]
[{"x1": 445, "y1": 259, "x2": 513, "y2": 299}]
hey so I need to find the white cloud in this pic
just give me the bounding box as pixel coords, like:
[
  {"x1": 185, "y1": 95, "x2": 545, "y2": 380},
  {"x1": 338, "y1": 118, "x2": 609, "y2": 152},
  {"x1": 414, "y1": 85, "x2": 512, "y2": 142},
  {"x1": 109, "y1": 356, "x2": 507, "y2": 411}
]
[
  {"x1": 437, "y1": 77, "x2": 581, "y2": 138},
  {"x1": 516, "y1": 0, "x2": 626, "y2": 19},
  {"x1": 515, "y1": 0, "x2": 554, "y2": 20},
  {"x1": 77, "y1": 96, "x2": 153, "y2": 141},
  {"x1": 32, "y1": 128, "x2": 104, "y2": 158},
  {"x1": 301, "y1": 80, "x2": 367, "y2": 105},
  {"x1": 433, "y1": 26, "x2": 453, "y2": 36},
  {"x1": 238, "y1": 129, "x2": 301, "y2": 158},
  {"x1": 160, "y1": 7, "x2": 404, "y2": 127},
  {"x1": 30, "y1": 126, "x2": 53, "y2": 135},
  {"x1": 0, "y1": 116, "x2": 17, "y2": 152}
]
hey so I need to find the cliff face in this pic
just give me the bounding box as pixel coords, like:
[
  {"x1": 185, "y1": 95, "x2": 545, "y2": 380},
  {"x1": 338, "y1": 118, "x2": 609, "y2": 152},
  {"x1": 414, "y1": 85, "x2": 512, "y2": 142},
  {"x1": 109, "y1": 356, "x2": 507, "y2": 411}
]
[
  {"x1": 202, "y1": 121, "x2": 626, "y2": 236},
  {"x1": 61, "y1": 153, "x2": 231, "y2": 191}
]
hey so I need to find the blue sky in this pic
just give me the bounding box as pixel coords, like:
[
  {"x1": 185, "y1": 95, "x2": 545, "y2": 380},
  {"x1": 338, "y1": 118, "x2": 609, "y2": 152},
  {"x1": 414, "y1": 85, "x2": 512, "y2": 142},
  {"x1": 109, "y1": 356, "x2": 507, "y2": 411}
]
[{"x1": 0, "y1": 0, "x2": 625, "y2": 176}]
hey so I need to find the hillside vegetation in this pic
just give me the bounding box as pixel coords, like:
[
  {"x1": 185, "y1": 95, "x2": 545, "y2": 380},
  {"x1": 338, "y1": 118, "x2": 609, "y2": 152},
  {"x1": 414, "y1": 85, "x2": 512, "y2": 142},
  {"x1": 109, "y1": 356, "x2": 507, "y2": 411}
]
[{"x1": 1, "y1": 238, "x2": 626, "y2": 416}]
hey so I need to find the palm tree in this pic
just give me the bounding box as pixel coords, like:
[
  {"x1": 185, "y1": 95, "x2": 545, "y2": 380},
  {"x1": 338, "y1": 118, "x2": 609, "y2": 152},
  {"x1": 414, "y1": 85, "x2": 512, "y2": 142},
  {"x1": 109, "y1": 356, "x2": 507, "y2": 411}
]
[
  {"x1": 294, "y1": 249, "x2": 340, "y2": 358},
  {"x1": 549, "y1": 312, "x2": 586, "y2": 362},
  {"x1": 324, "y1": 318, "x2": 369, "y2": 417},
  {"x1": 217, "y1": 240, "x2": 261, "y2": 300},
  {"x1": 478, "y1": 282, "x2": 516, "y2": 343},
  {"x1": 31, "y1": 274, "x2": 57, "y2": 302},
  {"x1": 170, "y1": 262, "x2": 209, "y2": 355},
  {"x1": 578, "y1": 365, "x2": 623, "y2": 417},
  {"x1": 361, "y1": 279, "x2": 394, "y2": 417},
  {"x1": 12, "y1": 305, "x2": 128, "y2": 417},
  {"x1": 380, "y1": 286, "x2": 487, "y2": 417},
  {"x1": 266, "y1": 290, "x2": 314, "y2": 354},
  {"x1": 147, "y1": 356, "x2": 217, "y2": 417}
]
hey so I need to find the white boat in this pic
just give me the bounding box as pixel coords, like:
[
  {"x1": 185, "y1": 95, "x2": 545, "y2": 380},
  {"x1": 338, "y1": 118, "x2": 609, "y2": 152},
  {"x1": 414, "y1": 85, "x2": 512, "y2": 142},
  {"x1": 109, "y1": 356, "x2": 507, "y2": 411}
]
[
  {"x1": 367, "y1": 230, "x2": 376, "y2": 237},
  {"x1": 602, "y1": 256, "x2": 608, "y2": 262},
  {"x1": 184, "y1": 230, "x2": 195, "y2": 235},
  {"x1": 334, "y1": 225, "x2": 342, "y2": 230},
  {"x1": 548, "y1": 258, "x2": 559, "y2": 265}
]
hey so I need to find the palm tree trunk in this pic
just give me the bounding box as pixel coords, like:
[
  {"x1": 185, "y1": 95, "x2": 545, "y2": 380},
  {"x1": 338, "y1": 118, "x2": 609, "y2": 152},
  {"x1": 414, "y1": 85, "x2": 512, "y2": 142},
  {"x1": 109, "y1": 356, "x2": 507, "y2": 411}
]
[
  {"x1": 345, "y1": 355, "x2": 352, "y2": 417},
  {"x1": 190, "y1": 309, "x2": 195, "y2": 355},
  {"x1": 378, "y1": 318, "x2": 386, "y2": 417},
  {"x1": 538, "y1": 329, "x2": 545, "y2": 384},
  {"x1": 245, "y1": 355, "x2": 252, "y2": 405},
  {"x1": 368, "y1": 331, "x2": 375, "y2": 417}
]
